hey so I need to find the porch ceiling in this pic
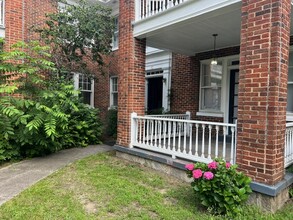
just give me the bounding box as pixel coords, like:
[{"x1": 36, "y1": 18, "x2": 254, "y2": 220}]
[{"x1": 135, "y1": 2, "x2": 293, "y2": 56}]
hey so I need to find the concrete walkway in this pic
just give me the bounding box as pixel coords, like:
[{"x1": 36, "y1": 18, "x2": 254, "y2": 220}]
[{"x1": 0, "y1": 144, "x2": 113, "y2": 206}]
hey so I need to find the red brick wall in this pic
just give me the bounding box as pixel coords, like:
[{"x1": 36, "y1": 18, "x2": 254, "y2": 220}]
[
  {"x1": 117, "y1": 0, "x2": 146, "y2": 147},
  {"x1": 4, "y1": 0, "x2": 24, "y2": 50},
  {"x1": 171, "y1": 46, "x2": 240, "y2": 122},
  {"x1": 93, "y1": 51, "x2": 119, "y2": 124},
  {"x1": 25, "y1": 0, "x2": 57, "y2": 42},
  {"x1": 237, "y1": 0, "x2": 291, "y2": 185}
]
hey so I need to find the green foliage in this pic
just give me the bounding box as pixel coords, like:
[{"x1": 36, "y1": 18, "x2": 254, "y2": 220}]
[
  {"x1": 62, "y1": 96, "x2": 103, "y2": 148},
  {"x1": 34, "y1": 0, "x2": 114, "y2": 75},
  {"x1": 106, "y1": 108, "x2": 117, "y2": 137},
  {"x1": 0, "y1": 39, "x2": 102, "y2": 160},
  {"x1": 185, "y1": 159, "x2": 252, "y2": 217}
]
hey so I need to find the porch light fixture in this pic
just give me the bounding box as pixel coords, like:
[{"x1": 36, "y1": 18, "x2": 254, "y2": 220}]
[{"x1": 211, "y1": 34, "x2": 218, "y2": 65}]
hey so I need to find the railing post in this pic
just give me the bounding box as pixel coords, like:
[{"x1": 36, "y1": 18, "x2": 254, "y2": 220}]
[
  {"x1": 234, "y1": 120, "x2": 237, "y2": 164},
  {"x1": 135, "y1": 0, "x2": 141, "y2": 21},
  {"x1": 186, "y1": 111, "x2": 191, "y2": 137},
  {"x1": 130, "y1": 112, "x2": 138, "y2": 148}
]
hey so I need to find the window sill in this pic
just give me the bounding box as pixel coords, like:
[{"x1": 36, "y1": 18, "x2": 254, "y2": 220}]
[{"x1": 196, "y1": 111, "x2": 223, "y2": 118}]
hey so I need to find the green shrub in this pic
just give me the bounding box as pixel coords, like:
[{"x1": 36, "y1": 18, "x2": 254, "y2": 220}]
[
  {"x1": 0, "y1": 40, "x2": 102, "y2": 160},
  {"x1": 106, "y1": 108, "x2": 117, "y2": 137},
  {"x1": 185, "y1": 158, "x2": 252, "y2": 216}
]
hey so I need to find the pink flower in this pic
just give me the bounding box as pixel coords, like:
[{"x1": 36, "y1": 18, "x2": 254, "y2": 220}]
[
  {"x1": 208, "y1": 161, "x2": 218, "y2": 170},
  {"x1": 185, "y1": 163, "x2": 194, "y2": 171},
  {"x1": 192, "y1": 169, "x2": 203, "y2": 179},
  {"x1": 226, "y1": 162, "x2": 231, "y2": 169},
  {"x1": 203, "y1": 171, "x2": 214, "y2": 180}
]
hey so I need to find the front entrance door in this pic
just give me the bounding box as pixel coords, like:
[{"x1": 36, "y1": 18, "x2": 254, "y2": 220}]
[
  {"x1": 229, "y1": 69, "x2": 239, "y2": 124},
  {"x1": 147, "y1": 77, "x2": 163, "y2": 112}
]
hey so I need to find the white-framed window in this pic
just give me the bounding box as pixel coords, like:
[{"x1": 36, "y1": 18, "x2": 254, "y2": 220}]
[
  {"x1": 112, "y1": 16, "x2": 119, "y2": 50},
  {"x1": 199, "y1": 61, "x2": 223, "y2": 112},
  {"x1": 73, "y1": 73, "x2": 94, "y2": 107},
  {"x1": 287, "y1": 51, "x2": 293, "y2": 121},
  {"x1": 110, "y1": 76, "x2": 118, "y2": 108},
  {"x1": 0, "y1": 0, "x2": 5, "y2": 27}
]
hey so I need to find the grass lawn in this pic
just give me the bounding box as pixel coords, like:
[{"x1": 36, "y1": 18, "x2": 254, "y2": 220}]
[{"x1": 0, "y1": 152, "x2": 292, "y2": 220}]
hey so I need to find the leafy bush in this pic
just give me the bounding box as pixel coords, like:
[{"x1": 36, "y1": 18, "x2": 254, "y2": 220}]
[
  {"x1": 185, "y1": 159, "x2": 252, "y2": 216},
  {"x1": 63, "y1": 97, "x2": 103, "y2": 148},
  {"x1": 106, "y1": 108, "x2": 117, "y2": 137},
  {"x1": 0, "y1": 40, "x2": 102, "y2": 160}
]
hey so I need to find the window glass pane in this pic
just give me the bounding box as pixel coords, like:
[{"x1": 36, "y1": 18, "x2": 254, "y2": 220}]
[
  {"x1": 202, "y1": 63, "x2": 222, "y2": 87},
  {"x1": 113, "y1": 93, "x2": 118, "y2": 107},
  {"x1": 201, "y1": 88, "x2": 221, "y2": 110},
  {"x1": 287, "y1": 84, "x2": 293, "y2": 113},
  {"x1": 80, "y1": 91, "x2": 91, "y2": 105}
]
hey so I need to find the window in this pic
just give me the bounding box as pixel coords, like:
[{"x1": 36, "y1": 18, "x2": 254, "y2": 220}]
[
  {"x1": 200, "y1": 62, "x2": 222, "y2": 112},
  {"x1": 110, "y1": 77, "x2": 118, "y2": 107},
  {"x1": 0, "y1": 0, "x2": 4, "y2": 26},
  {"x1": 287, "y1": 52, "x2": 293, "y2": 119},
  {"x1": 112, "y1": 17, "x2": 119, "y2": 50},
  {"x1": 73, "y1": 73, "x2": 94, "y2": 107}
]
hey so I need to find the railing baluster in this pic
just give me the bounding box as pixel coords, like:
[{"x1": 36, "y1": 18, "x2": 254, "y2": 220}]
[
  {"x1": 223, "y1": 126, "x2": 227, "y2": 160},
  {"x1": 173, "y1": 121, "x2": 176, "y2": 151},
  {"x1": 168, "y1": 121, "x2": 171, "y2": 150},
  {"x1": 195, "y1": 123, "x2": 199, "y2": 156},
  {"x1": 150, "y1": 120, "x2": 154, "y2": 147},
  {"x1": 158, "y1": 120, "x2": 162, "y2": 148},
  {"x1": 146, "y1": 119, "x2": 149, "y2": 145},
  {"x1": 154, "y1": 120, "x2": 158, "y2": 147},
  {"x1": 183, "y1": 122, "x2": 187, "y2": 153},
  {"x1": 215, "y1": 125, "x2": 219, "y2": 158},
  {"x1": 178, "y1": 122, "x2": 181, "y2": 152},
  {"x1": 201, "y1": 124, "x2": 205, "y2": 158},
  {"x1": 139, "y1": 119, "x2": 142, "y2": 144},
  {"x1": 189, "y1": 124, "x2": 192, "y2": 155},
  {"x1": 143, "y1": 119, "x2": 146, "y2": 144},
  {"x1": 163, "y1": 121, "x2": 166, "y2": 149},
  {"x1": 230, "y1": 127, "x2": 235, "y2": 164},
  {"x1": 208, "y1": 125, "x2": 212, "y2": 159}
]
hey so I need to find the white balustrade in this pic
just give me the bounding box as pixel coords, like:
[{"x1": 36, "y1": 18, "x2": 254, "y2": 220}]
[
  {"x1": 285, "y1": 122, "x2": 293, "y2": 168},
  {"x1": 136, "y1": 0, "x2": 188, "y2": 20},
  {"x1": 130, "y1": 112, "x2": 237, "y2": 164}
]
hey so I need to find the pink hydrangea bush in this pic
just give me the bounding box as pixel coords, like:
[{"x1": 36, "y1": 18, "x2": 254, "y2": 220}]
[{"x1": 185, "y1": 158, "x2": 251, "y2": 216}]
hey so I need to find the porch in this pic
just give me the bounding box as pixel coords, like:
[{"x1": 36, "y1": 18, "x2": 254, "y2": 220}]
[{"x1": 130, "y1": 113, "x2": 293, "y2": 168}]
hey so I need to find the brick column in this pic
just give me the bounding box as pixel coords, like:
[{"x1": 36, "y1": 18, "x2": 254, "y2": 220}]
[
  {"x1": 237, "y1": 0, "x2": 291, "y2": 185},
  {"x1": 117, "y1": 0, "x2": 146, "y2": 147}
]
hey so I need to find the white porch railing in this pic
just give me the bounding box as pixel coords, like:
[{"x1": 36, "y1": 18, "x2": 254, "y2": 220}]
[
  {"x1": 285, "y1": 122, "x2": 293, "y2": 168},
  {"x1": 130, "y1": 112, "x2": 237, "y2": 164},
  {"x1": 136, "y1": 0, "x2": 189, "y2": 20}
]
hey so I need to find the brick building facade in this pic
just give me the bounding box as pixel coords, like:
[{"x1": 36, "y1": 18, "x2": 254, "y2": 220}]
[{"x1": 2, "y1": 0, "x2": 293, "y2": 210}]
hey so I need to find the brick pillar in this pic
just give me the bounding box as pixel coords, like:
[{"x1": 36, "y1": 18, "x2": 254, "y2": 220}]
[
  {"x1": 237, "y1": 0, "x2": 291, "y2": 185},
  {"x1": 117, "y1": 0, "x2": 146, "y2": 147}
]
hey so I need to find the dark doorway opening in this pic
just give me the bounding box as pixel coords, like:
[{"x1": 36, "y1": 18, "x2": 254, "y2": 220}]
[
  {"x1": 229, "y1": 69, "x2": 239, "y2": 124},
  {"x1": 147, "y1": 77, "x2": 163, "y2": 113}
]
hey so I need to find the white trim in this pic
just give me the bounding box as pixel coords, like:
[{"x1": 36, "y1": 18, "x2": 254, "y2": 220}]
[
  {"x1": 73, "y1": 73, "x2": 94, "y2": 107},
  {"x1": 134, "y1": 0, "x2": 241, "y2": 37},
  {"x1": 198, "y1": 54, "x2": 240, "y2": 122},
  {"x1": 0, "y1": 0, "x2": 5, "y2": 28},
  {"x1": 196, "y1": 111, "x2": 224, "y2": 118},
  {"x1": 110, "y1": 76, "x2": 118, "y2": 108}
]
